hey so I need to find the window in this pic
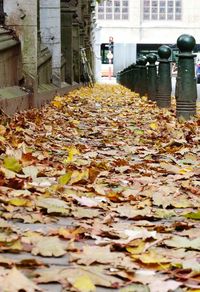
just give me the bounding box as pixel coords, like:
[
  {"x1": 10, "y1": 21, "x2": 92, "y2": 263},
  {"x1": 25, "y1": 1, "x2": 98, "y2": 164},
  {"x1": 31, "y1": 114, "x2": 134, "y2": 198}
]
[
  {"x1": 143, "y1": 0, "x2": 182, "y2": 20},
  {"x1": 97, "y1": 0, "x2": 129, "y2": 20}
]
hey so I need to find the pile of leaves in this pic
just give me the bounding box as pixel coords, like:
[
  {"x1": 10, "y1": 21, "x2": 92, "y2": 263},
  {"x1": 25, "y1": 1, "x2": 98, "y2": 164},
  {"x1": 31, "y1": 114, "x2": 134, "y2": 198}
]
[{"x1": 0, "y1": 84, "x2": 199, "y2": 292}]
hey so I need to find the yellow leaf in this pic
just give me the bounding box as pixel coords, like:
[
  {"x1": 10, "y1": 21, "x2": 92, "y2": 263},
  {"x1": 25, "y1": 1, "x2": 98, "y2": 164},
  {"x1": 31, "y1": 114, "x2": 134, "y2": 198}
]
[
  {"x1": 149, "y1": 122, "x2": 158, "y2": 130},
  {"x1": 58, "y1": 172, "x2": 72, "y2": 185},
  {"x1": 8, "y1": 240, "x2": 23, "y2": 251},
  {"x1": 133, "y1": 250, "x2": 170, "y2": 264},
  {"x1": 69, "y1": 169, "x2": 89, "y2": 185},
  {"x1": 51, "y1": 100, "x2": 62, "y2": 109},
  {"x1": 51, "y1": 96, "x2": 63, "y2": 109},
  {"x1": 126, "y1": 242, "x2": 145, "y2": 255},
  {"x1": 16, "y1": 127, "x2": 24, "y2": 132},
  {"x1": 178, "y1": 166, "x2": 193, "y2": 175},
  {"x1": 0, "y1": 125, "x2": 6, "y2": 135},
  {"x1": 73, "y1": 274, "x2": 96, "y2": 292},
  {"x1": 3, "y1": 156, "x2": 22, "y2": 173},
  {"x1": 8, "y1": 198, "x2": 31, "y2": 207},
  {"x1": 134, "y1": 129, "x2": 144, "y2": 135},
  {"x1": 64, "y1": 146, "x2": 80, "y2": 163},
  {"x1": 141, "y1": 96, "x2": 148, "y2": 102},
  {"x1": 0, "y1": 136, "x2": 5, "y2": 142},
  {"x1": 72, "y1": 119, "x2": 80, "y2": 126},
  {"x1": 57, "y1": 227, "x2": 71, "y2": 238}
]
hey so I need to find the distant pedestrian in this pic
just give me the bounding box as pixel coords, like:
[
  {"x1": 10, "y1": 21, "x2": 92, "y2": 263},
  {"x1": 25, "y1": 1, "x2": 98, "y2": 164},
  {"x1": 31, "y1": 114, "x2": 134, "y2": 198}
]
[{"x1": 196, "y1": 63, "x2": 200, "y2": 83}]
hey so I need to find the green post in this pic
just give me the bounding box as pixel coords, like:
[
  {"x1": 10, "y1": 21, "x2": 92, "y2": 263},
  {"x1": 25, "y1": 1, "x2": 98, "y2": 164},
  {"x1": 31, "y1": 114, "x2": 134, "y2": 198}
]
[
  {"x1": 125, "y1": 66, "x2": 131, "y2": 89},
  {"x1": 134, "y1": 59, "x2": 141, "y2": 94},
  {"x1": 127, "y1": 65, "x2": 134, "y2": 89},
  {"x1": 130, "y1": 63, "x2": 136, "y2": 92},
  {"x1": 120, "y1": 69, "x2": 126, "y2": 86},
  {"x1": 116, "y1": 72, "x2": 120, "y2": 84},
  {"x1": 124, "y1": 68, "x2": 129, "y2": 88},
  {"x1": 147, "y1": 53, "x2": 157, "y2": 101},
  {"x1": 118, "y1": 71, "x2": 122, "y2": 85},
  {"x1": 176, "y1": 34, "x2": 197, "y2": 120},
  {"x1": 138, "y1": 56, "x2": 148, "y2": 97},
  {"x1": 156, "y1": 45, "x2": 172, "y2": 108}
]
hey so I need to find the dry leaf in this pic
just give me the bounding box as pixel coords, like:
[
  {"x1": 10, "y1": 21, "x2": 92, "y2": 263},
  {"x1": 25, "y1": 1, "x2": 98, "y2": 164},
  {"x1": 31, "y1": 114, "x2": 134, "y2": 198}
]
[
  {"x1": 32, "y1": 237, "x2": 66, "y2": 257},
  {"x1": 0, "y1": 267, "x2": 41, "y2": 292}
]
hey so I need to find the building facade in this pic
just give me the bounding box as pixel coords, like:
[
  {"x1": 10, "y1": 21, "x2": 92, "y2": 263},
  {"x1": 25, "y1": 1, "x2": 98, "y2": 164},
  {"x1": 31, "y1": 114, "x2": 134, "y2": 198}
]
[{"x1": 95, "y1": 0, "x2": 200, "y2": 79}]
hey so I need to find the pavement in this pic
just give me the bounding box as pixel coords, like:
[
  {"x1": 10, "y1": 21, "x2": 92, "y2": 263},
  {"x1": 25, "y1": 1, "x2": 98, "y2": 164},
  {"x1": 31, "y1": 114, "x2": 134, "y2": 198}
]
[
  {"x1": 100, "y1": 76, "x2": 200, "y2": 101},
  {"x1": 99, "y1": 77, "x2": 117, "y2": 84},
  {"x1": 0, "y1": 83, "x2": 199, "y2": 292}
]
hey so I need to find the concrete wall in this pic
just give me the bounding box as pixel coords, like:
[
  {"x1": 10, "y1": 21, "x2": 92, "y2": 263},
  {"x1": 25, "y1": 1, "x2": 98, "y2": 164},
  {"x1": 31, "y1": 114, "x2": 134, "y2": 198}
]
[
  {"x1": 0, "y1": 28, "x2": 22, "y2": 88},
  {"x1": 40, "y1": 0, "x2": 62, "y2": 86},
  {"x1": 4, "y1": 0, "x2": 38, "y2": 88}
]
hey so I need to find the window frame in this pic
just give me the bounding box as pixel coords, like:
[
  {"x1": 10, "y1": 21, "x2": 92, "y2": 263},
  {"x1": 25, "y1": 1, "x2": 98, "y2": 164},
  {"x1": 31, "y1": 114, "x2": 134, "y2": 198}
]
[
  {"x1": 143, "y1": 0, "x2": 182, "y2": 21},
  {"x1": 97, "y1": 0, "x2": 129, "y2": 21}
]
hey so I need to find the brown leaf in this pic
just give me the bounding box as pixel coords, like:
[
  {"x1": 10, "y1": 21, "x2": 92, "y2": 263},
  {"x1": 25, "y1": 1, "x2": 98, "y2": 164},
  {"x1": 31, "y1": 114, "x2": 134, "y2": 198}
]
[
  {"x1": 71, "y1": 245, "x2": 138, "y2": 270},
  {"x1": 31, "y1": 237, "x2": 66, "y2": 257},
  {"x1": 0, "y1": 267, "x2": 41, "y2": 291}
]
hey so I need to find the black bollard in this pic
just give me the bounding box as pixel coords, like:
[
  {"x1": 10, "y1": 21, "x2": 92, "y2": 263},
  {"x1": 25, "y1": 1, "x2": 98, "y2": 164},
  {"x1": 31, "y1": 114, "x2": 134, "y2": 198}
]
[
  {"x1": 147, "y1": 53, "x2": 157, "y2": 101},
  {"x1": 120, "y1": 69, "x2": 126, "y2": 86},
  {"x1": 134, "y1": 59, "x2": 141, "y2": 94},
  {"x1": 125, "y1": 64, "x2": 135, "y2": 91},
  {"x1": 156, "y1": 45, "x2": 172, "y2": 108},
  {"x1": 176, "y1": 34, "x2": 197, "y2": 120},
  {"x1": 138, "y1": 56, "x2": 148, "y2": 97},
  {"x1": 126, "y1": 65, "x2": 132, "y2": 89},
  {"x1": 116, "y1": 72, "x2": 120, "y2": 84},
  {"x1": 130, "y1": 63, "x2": 136, "y2": 92},
  {"x1": 124, "y1": 67, "x2": 130, "y2": 88}
]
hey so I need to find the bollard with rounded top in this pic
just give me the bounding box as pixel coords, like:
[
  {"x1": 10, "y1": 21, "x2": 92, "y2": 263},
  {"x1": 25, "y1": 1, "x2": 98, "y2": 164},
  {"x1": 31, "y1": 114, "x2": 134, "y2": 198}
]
[
  {"x1": 116, "y1": 72, "x2": 120, "y2": 84},
  {"x1": 137, "y1": 56, "x2": 148, "y2": 97},
  {"x1": 126, "y1": 65, "x2": 133, "y2": 89},
  {"x1": 121, "y1": 69, "x2": 126, "y2": 87},
  {"x1": 125, "y1": 66, "x2": 132, "y2": 88},
  {"x1": 118, "y1": 70, "x2": 123, "y2": 85},
  {"x1": 129, "y1": 63, "x2": 136, "y2": 91},
  {"x1": 134, "y1": 58, "x2": 141, "y2": 94},
  {"x1": 131, "y1": 63, "x2": 137, "y2": 92},
  {"x1": 147, "y1": 53, "x2": 157, "y2": 101},
  {"x1": 156, "y1": 45, "x2": 172, "y2": 108},
  {"x1": 175, "y1": 34, "x2": 197, "y2": 120},
  {"x1": 122, "y1": 68, "x2": 128, "y2": 87}
]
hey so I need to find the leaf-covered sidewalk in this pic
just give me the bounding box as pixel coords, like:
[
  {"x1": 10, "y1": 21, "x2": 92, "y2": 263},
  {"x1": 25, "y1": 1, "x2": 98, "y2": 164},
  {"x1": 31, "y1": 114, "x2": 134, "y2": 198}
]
[{"x1": 0, "y1": 84, "x2": 199, "y2": 292}]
